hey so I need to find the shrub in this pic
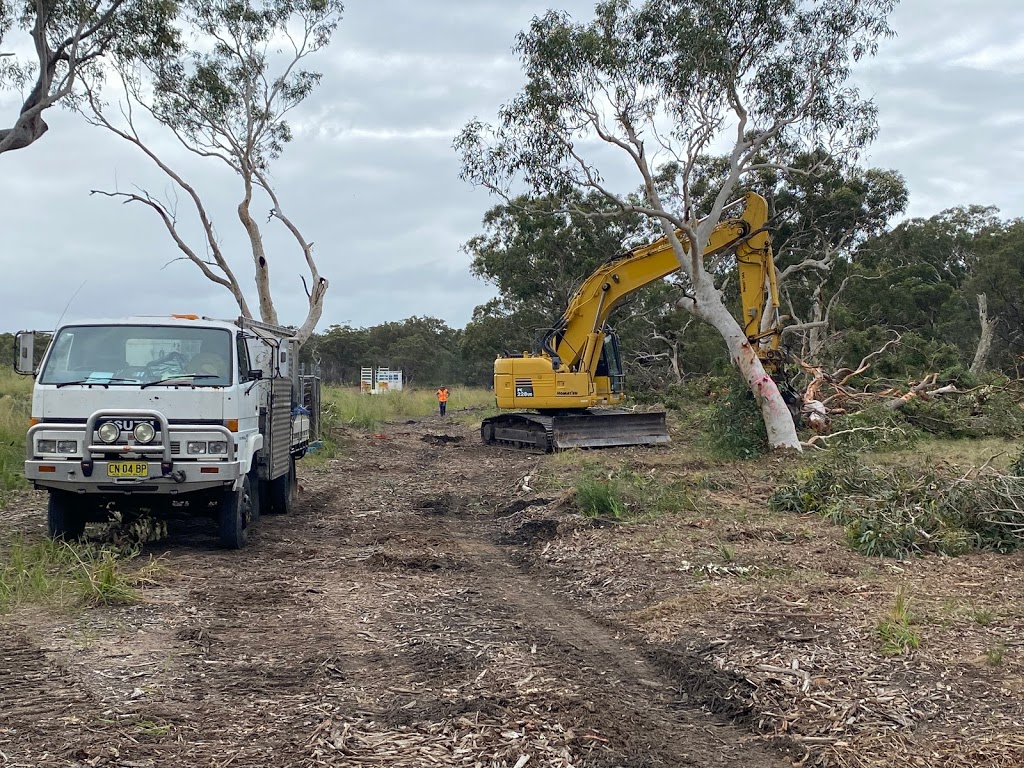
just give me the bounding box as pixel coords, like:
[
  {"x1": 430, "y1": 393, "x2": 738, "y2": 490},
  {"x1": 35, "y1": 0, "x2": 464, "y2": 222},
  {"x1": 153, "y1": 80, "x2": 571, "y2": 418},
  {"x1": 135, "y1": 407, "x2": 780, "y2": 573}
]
[
  {"x1": 705, "y1": 370, "x2": 769, "y2": 459},
  {"x1": 770, "y1": 455, "x2": 1024, "y2": 559}
]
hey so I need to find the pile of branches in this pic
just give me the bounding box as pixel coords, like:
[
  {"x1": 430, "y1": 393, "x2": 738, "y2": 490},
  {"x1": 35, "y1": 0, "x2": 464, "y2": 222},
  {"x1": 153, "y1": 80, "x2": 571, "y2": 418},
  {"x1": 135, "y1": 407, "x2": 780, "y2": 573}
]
[
  {"x1": 793, "y1": 337, "x2": 1024, "y2": 445},
  {"x1": 769, "y1": 455, "x2": 1024, "y2": 559}
]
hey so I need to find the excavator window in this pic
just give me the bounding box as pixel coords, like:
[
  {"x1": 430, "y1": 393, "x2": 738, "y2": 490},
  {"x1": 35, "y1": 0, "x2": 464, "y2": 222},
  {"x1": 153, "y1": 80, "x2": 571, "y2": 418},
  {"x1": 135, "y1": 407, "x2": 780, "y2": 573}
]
[{"x1": 597, "y1": 333, "x2": 625, "y2": 393}]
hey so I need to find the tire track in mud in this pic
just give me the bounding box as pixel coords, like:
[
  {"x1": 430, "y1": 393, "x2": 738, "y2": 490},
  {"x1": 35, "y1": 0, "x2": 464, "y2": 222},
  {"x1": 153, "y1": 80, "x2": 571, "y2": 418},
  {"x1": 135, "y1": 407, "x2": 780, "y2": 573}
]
[
  {"x1": 366, "y1": 504, "x2": 788, "y2": 768},
  {"x1": 351, "y1": 426, "x2": 790, "y2": 767}
]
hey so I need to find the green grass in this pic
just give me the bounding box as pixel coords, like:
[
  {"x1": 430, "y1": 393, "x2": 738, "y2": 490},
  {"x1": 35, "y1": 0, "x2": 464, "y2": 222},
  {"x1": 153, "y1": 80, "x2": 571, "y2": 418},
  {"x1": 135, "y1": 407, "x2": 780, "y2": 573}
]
[
  {"x1": 877, "y1": 587, "x2": 921, "y2": 656},
  {"x1": 571, "y1": 464, "x2": 699, "y2": 521},
  {"x1": 0, "y1": 537, "x2": 147, "y2": 613},
  {"x1": 576, "y1": 476, "x2": 628, "y2": 518},
  {"x1": 0, "y1": 369, "x2": 32, "y2": 506},
  {"x1": 985, "y1": 643, "x2": 1007, "y2": 667}
]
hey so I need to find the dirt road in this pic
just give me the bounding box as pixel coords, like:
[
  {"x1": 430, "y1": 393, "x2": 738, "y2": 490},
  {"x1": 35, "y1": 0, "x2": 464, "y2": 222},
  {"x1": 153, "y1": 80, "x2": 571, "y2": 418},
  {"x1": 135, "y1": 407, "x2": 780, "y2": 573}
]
[{"x1": 0, "y1": 417, "x2": 792, "y2": 767}]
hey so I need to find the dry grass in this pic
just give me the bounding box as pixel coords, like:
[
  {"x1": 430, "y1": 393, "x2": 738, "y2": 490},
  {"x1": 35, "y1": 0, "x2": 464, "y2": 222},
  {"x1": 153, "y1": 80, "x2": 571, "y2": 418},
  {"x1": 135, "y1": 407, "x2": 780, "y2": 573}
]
[{"x1": 0, "y1": 369, "x2": 32, "y2": 505}]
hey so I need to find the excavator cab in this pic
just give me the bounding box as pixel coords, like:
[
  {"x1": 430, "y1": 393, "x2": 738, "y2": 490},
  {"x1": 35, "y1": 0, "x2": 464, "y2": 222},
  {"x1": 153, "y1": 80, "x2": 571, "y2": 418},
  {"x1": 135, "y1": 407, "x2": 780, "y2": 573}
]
[{"x1": 594, "y1": 332, "x2": 624, "y2": 396}]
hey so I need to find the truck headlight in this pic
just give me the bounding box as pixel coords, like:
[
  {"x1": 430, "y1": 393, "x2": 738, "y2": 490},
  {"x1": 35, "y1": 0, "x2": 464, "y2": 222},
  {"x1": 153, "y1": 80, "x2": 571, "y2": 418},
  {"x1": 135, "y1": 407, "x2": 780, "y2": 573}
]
[
  {"x1": 207, "y1": 441, "x2": 228, "y2": 455},
  {"x1": 97, "y1": 423, "x2": 120, "y2": 444},
  {"x1": 57, "y1": 440, "x2": 78, "y2": 454},
  {"x1": 133, "y1": 423, "x2": 156, "y2": 443},
  {"x1": 36, "y1": 439, "x2": 57, "y2": 453},
  {"x1": 186, "y1": 441, "x2": 207, "y2": 454}
]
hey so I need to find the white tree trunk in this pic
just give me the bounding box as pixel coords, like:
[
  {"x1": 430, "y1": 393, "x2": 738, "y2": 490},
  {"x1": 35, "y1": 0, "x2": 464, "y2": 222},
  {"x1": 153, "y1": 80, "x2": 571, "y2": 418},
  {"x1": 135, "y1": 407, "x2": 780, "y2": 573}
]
[
  {"x1": 970, "y1": 293, "x2": 996, "y2": 376},
  {"x1": 238, "y1": 174, "x2": 279, "y2": 326},
  {"x1": 684, "y1": 275, "x2": 802, "y2": 451},
  {"x1": 294, "y1": 277, "x2": 329, "y2": 346},
  {"x1": 807, "y1": 284, "x2": 826, "y2": 362}
]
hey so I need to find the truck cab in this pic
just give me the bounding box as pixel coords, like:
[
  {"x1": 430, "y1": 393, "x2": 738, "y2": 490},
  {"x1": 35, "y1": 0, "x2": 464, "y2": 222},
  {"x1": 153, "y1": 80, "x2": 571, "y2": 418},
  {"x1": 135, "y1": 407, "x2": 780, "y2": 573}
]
[{"x1": 15, "y1": 315, "x2": 318, "y2": 548}]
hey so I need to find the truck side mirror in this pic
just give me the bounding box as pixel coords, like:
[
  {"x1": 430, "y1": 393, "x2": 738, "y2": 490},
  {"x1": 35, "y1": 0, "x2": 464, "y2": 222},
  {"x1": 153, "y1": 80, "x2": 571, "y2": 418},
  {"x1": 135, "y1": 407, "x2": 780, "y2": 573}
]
[
  {"x1": 246, "y1": 369, "x2": 264, "y2": 381},
  {"x1": 14, "y1": 331, "x2": 35, "y2": 375}
]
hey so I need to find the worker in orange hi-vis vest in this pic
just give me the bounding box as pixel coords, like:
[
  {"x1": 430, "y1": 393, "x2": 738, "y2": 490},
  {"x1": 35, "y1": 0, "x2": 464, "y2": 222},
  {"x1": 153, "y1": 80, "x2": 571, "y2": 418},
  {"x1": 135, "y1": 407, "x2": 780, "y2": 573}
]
[{"x1": 436, "y1": 386, "x2": 449, "y2": 416}]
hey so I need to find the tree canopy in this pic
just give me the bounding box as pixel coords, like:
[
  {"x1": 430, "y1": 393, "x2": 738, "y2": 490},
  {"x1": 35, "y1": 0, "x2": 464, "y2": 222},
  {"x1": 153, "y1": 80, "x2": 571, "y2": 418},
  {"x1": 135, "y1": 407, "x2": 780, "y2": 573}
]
[
  {"x1": 0, "y1": 0, "x2": 179, "y2": 154},
  {"x1": 84, "y1": 0, "x2": 343, "y2": 343}
]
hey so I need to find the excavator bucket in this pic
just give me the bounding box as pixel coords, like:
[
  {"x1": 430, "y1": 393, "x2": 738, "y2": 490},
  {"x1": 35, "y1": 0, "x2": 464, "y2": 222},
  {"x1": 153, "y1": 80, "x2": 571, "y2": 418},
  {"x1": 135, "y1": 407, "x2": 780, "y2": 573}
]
[{"x1": 482, "y1": 410, "x2": 670, "y2": 452}]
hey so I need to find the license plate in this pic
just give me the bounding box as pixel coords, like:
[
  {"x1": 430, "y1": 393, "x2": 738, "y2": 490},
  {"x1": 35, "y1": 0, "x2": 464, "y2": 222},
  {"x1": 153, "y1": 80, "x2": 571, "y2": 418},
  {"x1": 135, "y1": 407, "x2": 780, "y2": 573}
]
[{"x1": 107, "y1": 462, "x2": 149, "y2": 478}]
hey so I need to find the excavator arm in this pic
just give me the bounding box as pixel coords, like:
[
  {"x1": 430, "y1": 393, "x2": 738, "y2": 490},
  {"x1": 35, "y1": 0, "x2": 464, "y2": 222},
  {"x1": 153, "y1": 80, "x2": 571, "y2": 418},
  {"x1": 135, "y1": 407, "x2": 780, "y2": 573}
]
[{"x1": 541, "y1": 191, "x2": 781, "y2": 377}]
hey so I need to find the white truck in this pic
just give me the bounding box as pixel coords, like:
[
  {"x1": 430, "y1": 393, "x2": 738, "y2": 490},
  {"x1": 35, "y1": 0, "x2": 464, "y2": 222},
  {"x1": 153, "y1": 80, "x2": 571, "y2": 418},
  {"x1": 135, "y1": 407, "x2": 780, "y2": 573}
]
[{"x1": 14, "y1": 314, "x2": 319, "y2": 548}]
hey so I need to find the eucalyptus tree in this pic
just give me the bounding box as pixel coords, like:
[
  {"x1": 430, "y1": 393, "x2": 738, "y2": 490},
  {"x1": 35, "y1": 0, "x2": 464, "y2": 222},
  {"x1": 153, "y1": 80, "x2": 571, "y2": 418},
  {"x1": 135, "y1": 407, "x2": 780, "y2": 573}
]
[
  {"x1": 0, "y1": 0, "x2": 178, "y2": 154},
  {"x1": 457, "y1": 0, "x2": 897, "y2": 450},
  {"x1": 84, "y1": 0, "x2": 342, "y2": 343},
  {"x1": 466, "y1": 189, "x2": 645, "y2": 319},
  {"x1": 657, "y1": 151, "x2": 908, "y2": 363},
  {"x1": 768, "y1": 156, "x2": 908, "y2": 362}
]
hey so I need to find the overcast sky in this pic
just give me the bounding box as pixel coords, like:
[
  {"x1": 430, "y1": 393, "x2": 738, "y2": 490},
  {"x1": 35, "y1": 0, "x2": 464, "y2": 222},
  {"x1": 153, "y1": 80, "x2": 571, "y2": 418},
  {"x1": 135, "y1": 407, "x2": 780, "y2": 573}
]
[{"x1": 1, "y1": 0, "x2": 1022, "y2": 334}]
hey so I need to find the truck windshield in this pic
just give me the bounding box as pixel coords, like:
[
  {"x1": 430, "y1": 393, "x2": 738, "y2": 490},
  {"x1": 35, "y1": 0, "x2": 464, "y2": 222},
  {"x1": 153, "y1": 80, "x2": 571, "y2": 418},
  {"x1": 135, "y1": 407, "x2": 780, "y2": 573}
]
[{"x1": 39, "y1": 325, "x2": 233, "y2": 387}]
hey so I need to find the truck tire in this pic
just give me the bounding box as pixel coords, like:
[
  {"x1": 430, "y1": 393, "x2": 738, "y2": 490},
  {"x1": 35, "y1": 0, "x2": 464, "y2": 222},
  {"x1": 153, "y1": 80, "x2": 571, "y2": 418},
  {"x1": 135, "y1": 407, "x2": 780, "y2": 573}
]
[
  {"x1": 218, "y1": 474, "x2": 253, "y2": 549},
  {"x1": 248, "y1": 469, "x2": 261, "y2": 523},
  {"x1": 48, "y1": 490, "x2": 86, "y2": 541},
  {"x1": 268, "y1": 456, "x2": 297, "y2": 515}
]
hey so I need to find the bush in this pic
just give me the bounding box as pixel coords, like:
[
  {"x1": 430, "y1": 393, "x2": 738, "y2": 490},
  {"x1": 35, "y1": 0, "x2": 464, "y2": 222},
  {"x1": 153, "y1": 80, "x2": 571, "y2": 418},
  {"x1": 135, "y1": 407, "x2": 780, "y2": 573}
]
[
  {"x1": 822, "y1": 378, "x2": 1024, "y2": 449},
  {"x1": 705, "y1": 369, "x2": 769, "y2": 459},
  {"x1": 770, "y1": 455, "x2": 1024, "y2": 559},
  {"x1": 822, "y1": 328, "x2": 964, "y2": 381},
  {"x1": 1010, "y1": 448, "x2": 1024, "y2": 477},
  {"x1": 827, "y1": 404, "x2": 922, "y2": 451}
]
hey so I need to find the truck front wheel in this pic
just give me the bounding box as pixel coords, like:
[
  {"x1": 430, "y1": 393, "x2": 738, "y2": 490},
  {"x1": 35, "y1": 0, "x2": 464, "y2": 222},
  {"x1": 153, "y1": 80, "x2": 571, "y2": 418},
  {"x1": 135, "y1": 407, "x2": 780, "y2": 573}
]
[
  {"x1": 48, "y1": 490, "x2": 86, "y2": 541},
  {"x1": 218, "y1": 475, "x2": 253, "y2": 549}
]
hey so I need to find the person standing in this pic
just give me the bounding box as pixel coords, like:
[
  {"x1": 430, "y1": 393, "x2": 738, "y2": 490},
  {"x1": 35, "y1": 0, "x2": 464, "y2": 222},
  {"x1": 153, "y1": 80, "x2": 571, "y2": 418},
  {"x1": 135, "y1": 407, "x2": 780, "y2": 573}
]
[{"x1": 436, "y1": 385, "x2": 449, "y2": 416}]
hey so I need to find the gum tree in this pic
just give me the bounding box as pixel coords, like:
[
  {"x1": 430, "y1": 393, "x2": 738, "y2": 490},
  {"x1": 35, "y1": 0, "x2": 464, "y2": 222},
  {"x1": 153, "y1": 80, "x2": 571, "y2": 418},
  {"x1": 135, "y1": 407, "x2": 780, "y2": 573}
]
[
  {"x1": 85, "y1": 0, "x2": 341, "y2": 343},
  {"x1": 456, "y1": 0, "x2": 897, "y2": 450},
  {"x1": 0, "y1": 0, "x2": 178, "y2": 154}
]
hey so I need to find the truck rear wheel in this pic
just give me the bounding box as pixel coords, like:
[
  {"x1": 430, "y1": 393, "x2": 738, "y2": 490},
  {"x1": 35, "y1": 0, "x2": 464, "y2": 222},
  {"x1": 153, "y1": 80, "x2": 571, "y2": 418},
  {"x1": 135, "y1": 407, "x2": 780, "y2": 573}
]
[
  {"x1": 268, "y1": 456, "x2": 297, "y2": 515},
  {"x1": 218, "y1": 475, "x2": 253, "y2": 549},
  {"x1": 48, "y1": 490, "x2": 86, "y2": 541}
]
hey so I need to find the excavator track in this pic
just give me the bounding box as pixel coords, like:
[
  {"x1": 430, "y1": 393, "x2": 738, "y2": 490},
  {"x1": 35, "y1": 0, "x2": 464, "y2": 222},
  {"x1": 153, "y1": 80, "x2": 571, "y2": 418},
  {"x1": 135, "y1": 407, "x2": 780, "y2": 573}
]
[{"x1": 481, "y1": 410, "x2": 670, "y2": 452}]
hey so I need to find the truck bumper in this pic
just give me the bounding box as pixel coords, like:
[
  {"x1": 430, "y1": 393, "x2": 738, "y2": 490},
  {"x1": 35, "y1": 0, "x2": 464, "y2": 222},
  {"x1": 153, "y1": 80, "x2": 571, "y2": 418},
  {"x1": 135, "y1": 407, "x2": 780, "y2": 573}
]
[
  {"x1": 26, "y1": 459, "x2": 243, "y2": 495},
  {"x1": 26, "y1": 408, "x2": 247, "y2": 496}
]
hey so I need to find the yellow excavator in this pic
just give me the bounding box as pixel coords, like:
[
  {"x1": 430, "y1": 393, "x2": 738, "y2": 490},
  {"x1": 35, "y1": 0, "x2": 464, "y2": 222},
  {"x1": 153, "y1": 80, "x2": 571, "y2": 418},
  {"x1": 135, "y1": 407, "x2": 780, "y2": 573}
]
[{"x1": 481, "y1": 192, "x2": 785, "y2": 451}]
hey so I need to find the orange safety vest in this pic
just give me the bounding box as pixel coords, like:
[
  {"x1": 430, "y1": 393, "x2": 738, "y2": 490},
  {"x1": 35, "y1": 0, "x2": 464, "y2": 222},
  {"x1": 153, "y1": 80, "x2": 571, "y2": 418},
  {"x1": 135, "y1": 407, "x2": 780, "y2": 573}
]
[{"x1": 436, "y1": 388, "x2": 449, "y2": 402}]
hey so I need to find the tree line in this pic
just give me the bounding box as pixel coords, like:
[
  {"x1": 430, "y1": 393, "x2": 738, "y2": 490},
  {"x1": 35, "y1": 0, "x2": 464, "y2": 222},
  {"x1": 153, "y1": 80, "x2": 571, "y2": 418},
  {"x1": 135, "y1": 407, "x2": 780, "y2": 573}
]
[{"x1": 300, "y1": 175, "x2": 1023, "y2": 394}]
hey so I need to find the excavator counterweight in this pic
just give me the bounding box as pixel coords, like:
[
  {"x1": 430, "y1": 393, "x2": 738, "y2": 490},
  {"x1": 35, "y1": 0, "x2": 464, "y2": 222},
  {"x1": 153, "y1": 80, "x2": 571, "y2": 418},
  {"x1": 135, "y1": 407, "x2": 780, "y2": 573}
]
[{"x1": 482, "y1": 192, "x2": 782, "y2": 452}]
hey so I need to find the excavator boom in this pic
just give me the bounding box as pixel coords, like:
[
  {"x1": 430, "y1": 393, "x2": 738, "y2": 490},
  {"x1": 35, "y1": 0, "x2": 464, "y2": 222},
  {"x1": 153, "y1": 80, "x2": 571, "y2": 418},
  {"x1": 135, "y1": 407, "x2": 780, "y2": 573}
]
[{"x1": 483, "y1": 192, "x2": 782, "y2": 451}]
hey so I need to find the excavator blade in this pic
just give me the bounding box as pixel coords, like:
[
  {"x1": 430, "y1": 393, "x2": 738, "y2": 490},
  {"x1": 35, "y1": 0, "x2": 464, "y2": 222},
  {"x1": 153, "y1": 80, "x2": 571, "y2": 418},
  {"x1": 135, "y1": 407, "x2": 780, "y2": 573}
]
[
  {"x1": 551, "y1": 411, "x2": 670, "y2": 450},
  {"x1": 482, "y1": 410, "x2": 670, "y2": 452}
]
